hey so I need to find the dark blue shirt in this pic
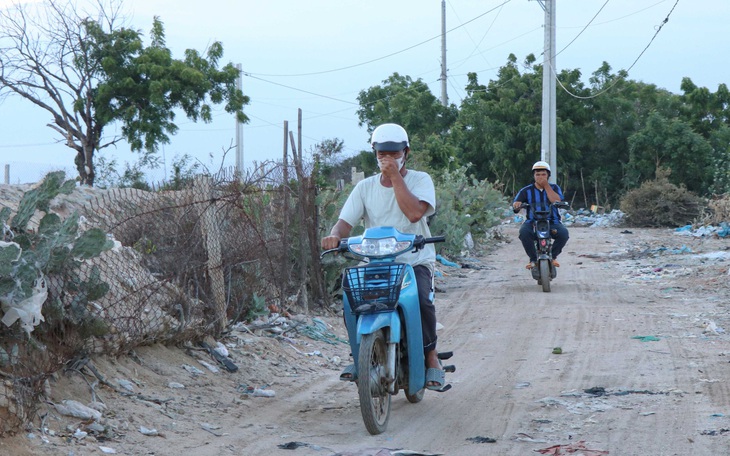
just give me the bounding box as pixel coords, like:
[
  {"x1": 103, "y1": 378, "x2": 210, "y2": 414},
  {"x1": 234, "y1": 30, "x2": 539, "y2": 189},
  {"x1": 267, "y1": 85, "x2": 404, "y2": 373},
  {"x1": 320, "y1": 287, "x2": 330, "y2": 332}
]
[{"x1": 513, "y1": 183, "x2": 565, "y2": 223}]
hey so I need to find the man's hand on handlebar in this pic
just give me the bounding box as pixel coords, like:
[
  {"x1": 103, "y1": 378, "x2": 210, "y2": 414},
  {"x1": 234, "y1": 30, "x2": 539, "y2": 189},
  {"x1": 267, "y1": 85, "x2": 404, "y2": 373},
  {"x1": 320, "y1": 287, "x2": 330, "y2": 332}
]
[
  {"x1": 321, "y1": 235, "x2": 341, "y2": 250},
  {"x1": 513, "y1": 201, "x2": 523, "y2": 214}
]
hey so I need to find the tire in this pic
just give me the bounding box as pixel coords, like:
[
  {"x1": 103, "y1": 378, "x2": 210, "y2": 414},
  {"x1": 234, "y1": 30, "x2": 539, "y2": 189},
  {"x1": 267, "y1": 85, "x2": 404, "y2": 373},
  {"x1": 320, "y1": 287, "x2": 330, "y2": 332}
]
[
  {"x1": 357, "y1": 331, "x2": 391, "y2": 435},
  {"x1": 539, "y1": 259, "x2": 551, "y2": 292},
  {"x1": 406, "y1": 388, "x2": 425, "y2": 403}
]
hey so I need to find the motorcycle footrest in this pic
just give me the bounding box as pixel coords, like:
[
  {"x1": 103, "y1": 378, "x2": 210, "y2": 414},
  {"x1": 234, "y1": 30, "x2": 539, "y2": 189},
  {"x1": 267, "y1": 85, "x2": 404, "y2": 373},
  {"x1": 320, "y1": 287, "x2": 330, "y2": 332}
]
[
  {"x1": 442, "y1": 364, "x2": 456, "y2": 373},
  {"x1": 433, "y1": 383, "x2": 452, "y2": 393},
  {"x1": 437, "y1": 351, "x2": 453, "y2": 360}
]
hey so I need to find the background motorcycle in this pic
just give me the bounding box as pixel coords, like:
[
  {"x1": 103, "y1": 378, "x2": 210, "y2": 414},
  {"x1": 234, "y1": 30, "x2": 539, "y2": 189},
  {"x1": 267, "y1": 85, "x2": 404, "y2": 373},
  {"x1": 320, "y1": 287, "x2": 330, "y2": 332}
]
[
  {"x1": 517, "y1": 202, "x2": 570, "y2": 292},
  {"x1": 321, "y1": 226, "x2": 454, "y2": 435}
]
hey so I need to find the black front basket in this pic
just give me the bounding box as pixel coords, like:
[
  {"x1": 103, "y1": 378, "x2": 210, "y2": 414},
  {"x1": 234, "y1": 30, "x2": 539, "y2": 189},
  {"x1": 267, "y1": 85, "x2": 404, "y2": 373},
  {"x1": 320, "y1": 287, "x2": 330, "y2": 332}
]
[{"x1": 343, "y1": 263, "x2": 406, "y2": 314}]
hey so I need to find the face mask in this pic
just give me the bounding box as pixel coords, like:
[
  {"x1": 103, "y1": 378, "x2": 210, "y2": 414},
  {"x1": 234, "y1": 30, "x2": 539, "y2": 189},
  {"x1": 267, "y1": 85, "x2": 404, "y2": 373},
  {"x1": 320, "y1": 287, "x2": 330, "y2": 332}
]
[
  {"x1": 394, "y1": 156, "x2": 405, "y2": 170},
  {"x1": 378, "y1": 155, "x2": 405, "y2": 171}
]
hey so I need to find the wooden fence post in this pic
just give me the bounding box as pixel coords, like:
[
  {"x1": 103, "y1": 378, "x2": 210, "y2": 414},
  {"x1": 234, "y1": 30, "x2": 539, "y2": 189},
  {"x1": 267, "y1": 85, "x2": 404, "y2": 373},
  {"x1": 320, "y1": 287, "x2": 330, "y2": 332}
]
[{"x1": 194, "y1": 175, "x2": 226, "y2": 334}]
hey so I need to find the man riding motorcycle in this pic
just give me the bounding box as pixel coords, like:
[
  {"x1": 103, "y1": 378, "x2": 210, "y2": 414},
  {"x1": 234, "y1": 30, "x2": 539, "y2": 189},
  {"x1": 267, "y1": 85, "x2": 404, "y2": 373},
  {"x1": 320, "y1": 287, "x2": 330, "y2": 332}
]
[{"x1": 512, "y1": 161, "x2": 570, "y2": 270}]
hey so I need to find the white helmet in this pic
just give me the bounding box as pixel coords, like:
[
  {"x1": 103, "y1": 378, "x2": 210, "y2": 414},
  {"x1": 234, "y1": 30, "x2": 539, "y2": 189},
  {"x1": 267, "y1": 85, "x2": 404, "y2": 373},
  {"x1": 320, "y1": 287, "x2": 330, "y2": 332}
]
[
  {"x1": 532, "y1": 160, "x2": 551, "y2": 176},
  {"x1": 371, "y1": 123, "x2": 409, "y2": 152}
]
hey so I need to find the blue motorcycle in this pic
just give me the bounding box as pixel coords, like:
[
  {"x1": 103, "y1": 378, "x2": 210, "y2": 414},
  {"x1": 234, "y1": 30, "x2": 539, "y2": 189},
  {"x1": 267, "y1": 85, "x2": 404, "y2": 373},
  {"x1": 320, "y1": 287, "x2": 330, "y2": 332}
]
[{"x1": 321, "y1": 226, "x2": 454, "y2": 435}]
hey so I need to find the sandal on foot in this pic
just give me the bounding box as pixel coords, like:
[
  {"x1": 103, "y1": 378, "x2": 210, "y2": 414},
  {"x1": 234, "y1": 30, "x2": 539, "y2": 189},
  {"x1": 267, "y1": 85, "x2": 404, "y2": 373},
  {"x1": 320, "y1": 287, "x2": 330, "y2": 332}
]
[
  {"x1": 339, "y1": 364, "x2": 356, "y2": 382},
  {"x1": 425, "y1": 367, "x2": 445, "y2": 391},
  {"x1": 526, "y1": 261, "x2": 536, "y2": 270},
  {"x1": 552, "y1": 259, "x2": 560, "y2": 267}
]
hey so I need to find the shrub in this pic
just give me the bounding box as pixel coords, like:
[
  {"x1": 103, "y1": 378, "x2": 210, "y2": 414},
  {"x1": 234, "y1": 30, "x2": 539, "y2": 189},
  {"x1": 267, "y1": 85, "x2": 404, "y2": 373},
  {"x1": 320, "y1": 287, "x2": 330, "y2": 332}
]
[
  {"x1": 703, "y1": 193, "x2": 730, "y2": 224},
  {"x1": 619, "y1": 168, "x2": 705, "y2": 227},
  {"x1": 429, "y1": 165, "x2": 507, "y2": 257}
]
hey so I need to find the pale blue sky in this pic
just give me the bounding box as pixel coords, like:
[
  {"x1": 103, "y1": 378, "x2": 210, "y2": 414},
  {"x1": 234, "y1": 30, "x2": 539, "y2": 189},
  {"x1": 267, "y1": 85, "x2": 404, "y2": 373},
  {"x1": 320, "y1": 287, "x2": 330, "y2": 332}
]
[{"x1": 0, "y1": 0, "x2": 725, "y2": 184}]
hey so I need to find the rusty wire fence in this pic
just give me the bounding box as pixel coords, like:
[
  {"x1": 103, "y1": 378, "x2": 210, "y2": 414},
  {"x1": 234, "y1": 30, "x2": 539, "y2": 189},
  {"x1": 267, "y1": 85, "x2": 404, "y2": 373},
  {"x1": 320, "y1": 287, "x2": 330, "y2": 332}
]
[{"x1": 0, "y1": 161, "x2": 327, "y2": 434}]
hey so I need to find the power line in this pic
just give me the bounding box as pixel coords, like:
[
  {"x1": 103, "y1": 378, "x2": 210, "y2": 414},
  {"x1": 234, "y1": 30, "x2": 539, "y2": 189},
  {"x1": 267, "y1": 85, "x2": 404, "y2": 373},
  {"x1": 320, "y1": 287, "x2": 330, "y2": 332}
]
[
  {"x1": 446, "y1": 0, "x2": 507, "y2": 71},
  {"x1": 554, "y1": 0, "x2": 681, "y2": 100},
  {"x1": 243, "y1": 0, "x2": 513, "y2": 78},
  {"x1": 243, "y1": 74, "x2": 358, "y2": 105},
  {"x1": 554, "y1": 0, "x2": 611, "y2": 59}
]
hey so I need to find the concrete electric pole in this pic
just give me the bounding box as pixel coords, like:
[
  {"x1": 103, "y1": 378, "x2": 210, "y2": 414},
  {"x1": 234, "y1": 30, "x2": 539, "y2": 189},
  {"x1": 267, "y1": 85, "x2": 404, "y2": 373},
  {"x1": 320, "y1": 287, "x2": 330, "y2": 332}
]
[
  {"x1": 538, "y1": 0, "x2": 557, "y2": 183},
  {"x1": 235, "y1": 63, "x2": 244, "y2": 180},
  {"x1": 440, "y1": 0, "x2": 448, "y2": 107}
]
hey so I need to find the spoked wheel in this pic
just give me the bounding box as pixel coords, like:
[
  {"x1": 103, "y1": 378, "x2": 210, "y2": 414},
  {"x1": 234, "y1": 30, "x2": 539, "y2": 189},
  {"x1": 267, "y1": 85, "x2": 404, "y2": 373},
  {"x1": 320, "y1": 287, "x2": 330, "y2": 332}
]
[
  {"x1": 357, "y1": 331, "x2": 391, "y2": 435},
  {"x1": 539, "y1": 258, "x2": 551, "y2": 292}
]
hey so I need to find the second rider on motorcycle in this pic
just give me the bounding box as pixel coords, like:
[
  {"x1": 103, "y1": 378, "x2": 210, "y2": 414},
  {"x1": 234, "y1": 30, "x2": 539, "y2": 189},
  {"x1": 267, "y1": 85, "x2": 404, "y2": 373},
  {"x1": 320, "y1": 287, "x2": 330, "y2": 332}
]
[{"x1": 512, "y1": 161, "x2": 570, "y2": 270}]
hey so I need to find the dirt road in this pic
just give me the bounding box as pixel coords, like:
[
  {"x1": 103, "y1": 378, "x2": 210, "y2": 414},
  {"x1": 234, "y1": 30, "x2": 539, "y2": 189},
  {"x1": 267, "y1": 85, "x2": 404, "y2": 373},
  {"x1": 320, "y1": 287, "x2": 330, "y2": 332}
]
[{"x1": 3, "y1": 224, "x2": 730, "y2": 455}]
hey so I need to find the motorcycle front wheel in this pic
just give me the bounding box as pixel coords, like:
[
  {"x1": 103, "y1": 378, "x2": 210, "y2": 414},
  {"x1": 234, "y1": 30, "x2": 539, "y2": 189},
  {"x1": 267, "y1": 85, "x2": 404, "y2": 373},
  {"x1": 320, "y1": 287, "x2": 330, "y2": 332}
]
[
  {"x1": 357, "y1": 331, "x2": 391, "y2": 434},
  {"x1": 406, "y1": 388, "x2": 425, "y2": 403},
  {"x1": 539, "y1": 258, "x2": 551, "y2": 292}
]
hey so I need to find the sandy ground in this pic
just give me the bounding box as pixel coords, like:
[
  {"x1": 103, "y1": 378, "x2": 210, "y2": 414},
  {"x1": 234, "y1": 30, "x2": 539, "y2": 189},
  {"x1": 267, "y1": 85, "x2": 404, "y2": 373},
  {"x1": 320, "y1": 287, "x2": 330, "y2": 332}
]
[{"x1": 2, "y1": 224, "x2": 730, "y2": 456}]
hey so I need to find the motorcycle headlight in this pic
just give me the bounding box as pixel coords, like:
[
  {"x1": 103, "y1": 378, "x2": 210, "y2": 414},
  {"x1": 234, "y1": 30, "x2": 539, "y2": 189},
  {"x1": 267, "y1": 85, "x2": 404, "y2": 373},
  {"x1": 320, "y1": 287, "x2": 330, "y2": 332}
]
[{"x1": 350, "y1": 237, "x2": 412, "y2": 257}]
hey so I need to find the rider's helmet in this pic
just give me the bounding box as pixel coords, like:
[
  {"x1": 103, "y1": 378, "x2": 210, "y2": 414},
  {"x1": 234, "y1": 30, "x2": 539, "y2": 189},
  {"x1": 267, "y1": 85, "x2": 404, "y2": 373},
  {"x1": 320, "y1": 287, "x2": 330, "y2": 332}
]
[
  {"x1": 532, "y1": 160, "x2": 551, "y2": 177},
  {"x1": 371, "y1": 123, "x2": 409, "y2": 154}
]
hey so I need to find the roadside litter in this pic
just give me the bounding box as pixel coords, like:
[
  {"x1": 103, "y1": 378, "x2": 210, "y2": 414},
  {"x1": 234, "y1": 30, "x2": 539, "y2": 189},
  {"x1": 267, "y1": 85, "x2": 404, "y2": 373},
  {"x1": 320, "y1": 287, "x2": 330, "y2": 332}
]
[
  {"x1": 436, "y1": 255, "x2": 459, "y2": 267},
  {"x1": 675, "y1": 222, "x2": 730, "y2": 238},
  {"x1": 536, "y1": 441, "x2": 608, "y2": 455},
  {"x1": 237, "y1": 384, "x2": 276, "y2": 398},
  {"x1": 466, "y1": 436, "x2": 497, "y2": 443},
  {"x1": 632, "y1": 335, "x2": 661, "y2": 342}
]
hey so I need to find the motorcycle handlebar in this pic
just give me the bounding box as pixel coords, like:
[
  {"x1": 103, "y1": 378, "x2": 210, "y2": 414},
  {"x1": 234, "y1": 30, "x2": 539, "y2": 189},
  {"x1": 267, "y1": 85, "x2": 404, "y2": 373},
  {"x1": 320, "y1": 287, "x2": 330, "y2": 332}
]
[
  {"x1": 425, "y1": 235, "x2": 446, "y2": 244},
  {"x1": 413, "y1": 235, "x2": 446, "y2": 249},
  {"x1": 320, "y1": 234, "x2": 445, "y2": 259},
  {"x1": 319, "y1": 238, "x2": 348, "y2": 259},
  {"x1": 514, "y1": 201, "x2": 570, "y2": 211}
]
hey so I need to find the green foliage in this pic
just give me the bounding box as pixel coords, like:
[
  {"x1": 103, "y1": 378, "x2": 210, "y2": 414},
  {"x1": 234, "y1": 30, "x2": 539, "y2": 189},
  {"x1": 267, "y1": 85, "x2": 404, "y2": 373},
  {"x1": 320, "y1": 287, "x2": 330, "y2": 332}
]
[
  {"x1": 429, "y1": 166, "x2": 508, "y2": 257},
  {"x1": 0, "y1": 1, "x2": 249, "y2": 186},
  {"x1": 315, "y1": 184, "x2": 359, "y2": 297},
  {"x1": 356, "y1": 73, "x2": 457, "y2": 159},
  {"x1": 625, "y1": 112, "x2": 713, "y2": 194},
  {"x1": 10, "y1": 171, "x2": 75, "y2": 231},
  {"x1": 316, "y1": 185, "x2": 356, "y2": 236},
  {"x1": 620, "y1": 168, "x2": 705, "y2": 227},
  {"x1": 350, "y1": 56, "x2": 730, "y2": 207},
  {"x1": 320, "y1": 151, "x2": 378, "y2": 185},
  {"x1": 1, "y1": 172, "x2": 114, "y2": 334},
  {"x1": 709, "y1": 126, "x2": 730, "y2": 195},
  {"x1": 88, "y1": 17, "x2": 249, "y2": 154},
  {"x1": 246, "y1": 293, "x2": 268, "y2": 321}
]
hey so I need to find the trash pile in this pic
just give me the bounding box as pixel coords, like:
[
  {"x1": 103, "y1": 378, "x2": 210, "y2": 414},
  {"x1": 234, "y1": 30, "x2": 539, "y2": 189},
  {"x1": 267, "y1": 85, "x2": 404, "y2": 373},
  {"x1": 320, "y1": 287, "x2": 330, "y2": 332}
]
[
  {"x1": 507, "y1": 208, "x2": 626, "y2": 228},
  {"x1": 508, "y1": 207, "x2": 730, "y2": 235},
  {"x1": 563, "y1": 208, "x2": 625, "y2": 227},
  {"x1": 675, "y1": 222, "x2": 730, "y2": 238}
]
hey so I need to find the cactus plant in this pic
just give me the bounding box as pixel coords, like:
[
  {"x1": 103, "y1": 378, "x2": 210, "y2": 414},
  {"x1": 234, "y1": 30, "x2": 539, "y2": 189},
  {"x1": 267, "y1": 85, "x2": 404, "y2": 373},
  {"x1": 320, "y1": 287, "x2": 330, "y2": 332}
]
[{"x1": 0, "y1": 171, "x2": 113, "y2": 334}]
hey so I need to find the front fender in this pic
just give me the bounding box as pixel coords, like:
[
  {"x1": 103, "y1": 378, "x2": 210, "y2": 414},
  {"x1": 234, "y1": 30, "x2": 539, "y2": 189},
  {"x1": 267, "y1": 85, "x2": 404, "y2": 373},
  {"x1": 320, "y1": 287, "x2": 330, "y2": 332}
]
[{"x1": 356, "y1": 311, "x2": 401, "y2": 344}]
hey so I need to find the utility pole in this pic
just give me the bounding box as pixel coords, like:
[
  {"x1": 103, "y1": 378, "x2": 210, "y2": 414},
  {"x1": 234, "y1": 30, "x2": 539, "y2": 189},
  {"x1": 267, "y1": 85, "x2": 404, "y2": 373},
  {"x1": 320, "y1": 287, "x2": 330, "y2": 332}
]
[
  {"x1": 235, "y1": 63, "x2": 244, "y2": 180},
  {"x1": 440, "y1": 0, "x2": 448, "y2": 107},
  {"x1": 538, "y1": 0, "x2": 557, "y2": 183}
]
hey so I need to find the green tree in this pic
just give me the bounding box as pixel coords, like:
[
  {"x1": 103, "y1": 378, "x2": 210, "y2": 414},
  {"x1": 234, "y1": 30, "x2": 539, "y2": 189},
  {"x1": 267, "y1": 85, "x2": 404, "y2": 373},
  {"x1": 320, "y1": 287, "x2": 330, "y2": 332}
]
[
  {"x1": 0, "y1": 0, "x2": 248, "y2": 186},
  {"x1": 625, "y1": 112, "x2": 713, "y2": 194},
  {"x1": 450, "y1": 55, "x2": 543, "y2": 195},
  {"x1": 356, "y1": 72, "x2": 457, "y2": 168},
  {"x1": 313, "y1": 138, "x2": 371, "y2": 184},
  {"x1": 679, "y1": 78, "x2": 730, "y2": 138},
  {"x1": 708, "y1": 126, "x2": 730, "y2": 194},
  {"x1": 678, "y1": 78, "x2": 730, "y2": 194}
]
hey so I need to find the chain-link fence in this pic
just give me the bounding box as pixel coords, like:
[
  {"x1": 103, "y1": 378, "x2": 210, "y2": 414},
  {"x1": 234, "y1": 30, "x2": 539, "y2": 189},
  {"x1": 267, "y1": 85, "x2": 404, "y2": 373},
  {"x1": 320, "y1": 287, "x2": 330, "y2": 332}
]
[{"x1": 0, "y1": 161, "x2": 326, "y2": 434}]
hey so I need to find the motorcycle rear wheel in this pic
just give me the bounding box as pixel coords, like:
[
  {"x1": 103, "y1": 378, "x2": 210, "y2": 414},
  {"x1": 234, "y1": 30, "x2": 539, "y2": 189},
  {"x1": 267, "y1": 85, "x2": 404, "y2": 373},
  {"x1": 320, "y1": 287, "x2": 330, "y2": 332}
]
[
  {"x1": 357, "y1": 331, "x2": 391, "y2": 435},
  {"x1": 539, "y1": 259, "x2": 551, "y2": 292}
]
